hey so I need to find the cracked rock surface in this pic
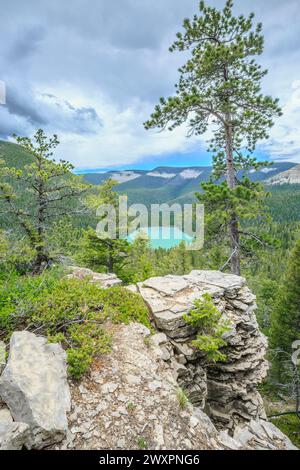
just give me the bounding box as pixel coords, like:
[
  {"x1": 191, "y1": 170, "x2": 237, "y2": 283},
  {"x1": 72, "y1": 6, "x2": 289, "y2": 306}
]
[
  {"x1": 60, "y1": 323, "x2": 218, "y2": 450},
  {"x1": 136, "y1": 271, "x2": 269, "y2": 430}
]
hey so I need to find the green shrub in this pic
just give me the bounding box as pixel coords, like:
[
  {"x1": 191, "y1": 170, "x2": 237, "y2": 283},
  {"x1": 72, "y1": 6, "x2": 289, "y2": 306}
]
[
  {"x1": 66, "y1": 324, "x2": 111, "y2": 379},
  {"x1": 0, "y1": 269, "x2": 150, "y2": 379},
  {"x1": 184, "y1": 293, "x2": 230, "y2": 363}
]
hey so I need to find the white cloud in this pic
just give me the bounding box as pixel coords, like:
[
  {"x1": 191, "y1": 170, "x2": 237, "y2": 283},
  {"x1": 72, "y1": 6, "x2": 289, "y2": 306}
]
[
  {"x1": 180, "y1": 169, "x2": 203, "y2": 179},
  {"x1": 1, "y1": 0, "x2": 300, "y2": 167},
  {"x1": 42, "y1": 84, "x2": 203, "y2": 169},
  {"x1": 262, "y1": 81, "x2": 300, "y2": 162},
  {"x1": 147, "y1": 172, "x2": 177, "y2": 179}
]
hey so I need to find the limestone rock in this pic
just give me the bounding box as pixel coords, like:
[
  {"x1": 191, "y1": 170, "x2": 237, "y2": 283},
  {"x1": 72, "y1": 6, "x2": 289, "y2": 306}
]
[
  {"x1": 0, "y1": 407, "x2": 13, "y2": 423},
  {"x1": 233, "y1": 419, "x2": 298, "y2": 450},
  {"x1": 0, "y1": 341, "x2": 5, "y2": 374},
  {"x1": 67, "y1": 267, "x2": 122, "y2": 288},
  {"x1": 137, "y1": 270, "x2": 269, "y2": 430},
  {"x1": 0, "y1": 422, "x2": 30, "y2": 450},
  {"x1": 60, "y1": 323, "x2": 217, "y2": 451},
  {"x1": 0, "y1": 331, "x2": 71, "y2": 449}
]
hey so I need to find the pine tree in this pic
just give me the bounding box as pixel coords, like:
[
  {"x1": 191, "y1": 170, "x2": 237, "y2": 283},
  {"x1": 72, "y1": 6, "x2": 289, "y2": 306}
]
[
  {"x1": 78, "y1": 179, "x2": 131, "y2": 276},
  {"x1": 0, "y1": 130, "x2": 88, "y2": 272},
  {"x1": 269, "y1": 238, "x2": 300, "y2": 379},
  {"x1": 144, "y1": 0, "x2": 281, "y2": 275}
]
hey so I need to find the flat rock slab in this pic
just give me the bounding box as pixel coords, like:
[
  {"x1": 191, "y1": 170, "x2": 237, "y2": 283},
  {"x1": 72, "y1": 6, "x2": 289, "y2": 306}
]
[
  {"x1": 138, "y1": 271, "x2": 245, "y2": 339},
  {"x1": 185, "y1": 271, "x2": 246, "y2": 290},
  {"x1": 67, "y1": 267, "x2": 122, "y2": 288},
  {"x1": 0, "y1": 331, "x2": 71, "y2": 449}
]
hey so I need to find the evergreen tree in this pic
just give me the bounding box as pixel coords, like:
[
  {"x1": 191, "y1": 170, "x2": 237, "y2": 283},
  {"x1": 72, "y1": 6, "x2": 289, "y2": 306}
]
[
  {"x1": 78, "y1": 179, "x2": 131, "y2": 276},
  {"x1": 0, "y1": 130, "x2": 88, "y2": 272},
  {"x1": 124, "y1": 235, "x2": 154, "y2": 283},
  {"x1": 269, "y1": 238, "x2": 300, "y2": 378},
  {"x1": 144, "y1": 0, "x2": 281, "y2": 274}
]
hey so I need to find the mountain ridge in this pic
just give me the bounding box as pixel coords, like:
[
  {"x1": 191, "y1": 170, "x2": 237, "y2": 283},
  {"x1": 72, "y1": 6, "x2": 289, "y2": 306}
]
[{"x1": 81, "y1": 162, "x2": 298, "y2": 206}]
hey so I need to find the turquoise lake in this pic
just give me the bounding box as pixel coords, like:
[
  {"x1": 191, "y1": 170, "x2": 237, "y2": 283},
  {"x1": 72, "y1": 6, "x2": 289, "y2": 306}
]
[{"x1": 126, "y1": 226, "x2": 194, "y2": 250}]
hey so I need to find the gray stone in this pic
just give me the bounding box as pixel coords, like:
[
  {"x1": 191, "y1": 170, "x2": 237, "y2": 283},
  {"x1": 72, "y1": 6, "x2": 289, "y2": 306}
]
[
  {"x1": 142, "y1": 276, "x2": 189, "y2": 296},
  {"x1": 67, "y1": 267, "x2": 122, "y2": 288},
  {"x1": 101, "y1": 382, "x2": 119, "y2": 394},
  {"x1": 0, "y1": 422, "x2": 30, "y2": 450},
  {"x1": 0, "y1": 331, "x2": 71, "y2": 449},
  {"x1": 0, "y1": 341, "x2": 5, "y2": 373},
  {"x1": 151, "y1": 333, "x2": 168, "y2": 347},
  {"x1": 0, "y1": 407, "x2": 13, "y2": 423}
]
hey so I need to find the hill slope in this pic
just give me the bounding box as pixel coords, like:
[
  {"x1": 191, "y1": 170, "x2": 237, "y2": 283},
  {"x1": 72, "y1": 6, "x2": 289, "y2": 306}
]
[
  {"x1": 267, "y1": 164, "x2": 300, "y2": 185},
  {"x1": 0, "y1": 140, "x2": 34, "y2": 169}
]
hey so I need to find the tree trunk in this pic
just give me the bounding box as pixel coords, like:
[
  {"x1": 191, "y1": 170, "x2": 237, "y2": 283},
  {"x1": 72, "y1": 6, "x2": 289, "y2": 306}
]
[
  {"x1": 225, "y1": 119, "x2": 241, "y2": 276},
  {"x1": 33, "y1": 247, "x2": 50, "y2": 274},
  {"x1": 108, "y1": 248, "x2": 114, "y2": 273},
  {"x1": 33, "y1": 173, "x2": 50, "y2": 274}
]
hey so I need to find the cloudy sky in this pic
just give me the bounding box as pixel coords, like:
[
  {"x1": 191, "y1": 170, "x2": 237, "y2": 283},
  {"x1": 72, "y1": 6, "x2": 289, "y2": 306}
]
[{"x1": 0, "y1": 0, "x2": 300, "y2": 170}]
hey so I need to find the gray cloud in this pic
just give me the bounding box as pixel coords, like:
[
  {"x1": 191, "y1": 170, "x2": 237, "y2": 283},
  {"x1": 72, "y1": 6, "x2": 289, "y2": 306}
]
[{"x1": 0, "y1": 0, "x2": 299, "y2": 165}]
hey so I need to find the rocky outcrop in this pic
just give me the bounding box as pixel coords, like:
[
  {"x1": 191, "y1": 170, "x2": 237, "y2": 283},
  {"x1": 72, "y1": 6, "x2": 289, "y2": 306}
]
[
  {"x1": 59, "y1": 323, "x2": 296, "y2": 451},
  {"x1": 67, "y1": 267, "x2": 122, "y2": 288},
  {"x1": 0, "y1": 331, "x2": 71, "y2": 449},
  {"x1": 220, "y1": 419, "x2": 297, "y2": 450},
  {"x1": 59, "y1": 323, "x2": 220, "y2": 450},
  {"x1": 136, "y1": 271, "x2": 269, "y2": 431},
  {"x1": 0, "y1": 270, "x2": 296, "y2": 451}
]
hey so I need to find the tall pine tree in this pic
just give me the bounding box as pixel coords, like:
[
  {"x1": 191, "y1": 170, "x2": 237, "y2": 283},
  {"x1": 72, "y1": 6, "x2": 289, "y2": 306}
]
[{"x1": 144, "y1": 0, "x2": 281, "y2": 274}]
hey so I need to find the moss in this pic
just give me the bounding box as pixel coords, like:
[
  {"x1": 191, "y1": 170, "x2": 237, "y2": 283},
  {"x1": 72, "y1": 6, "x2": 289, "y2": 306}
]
[{"x1": 176, "y1": 387, "x2": 189, "y2": 410}]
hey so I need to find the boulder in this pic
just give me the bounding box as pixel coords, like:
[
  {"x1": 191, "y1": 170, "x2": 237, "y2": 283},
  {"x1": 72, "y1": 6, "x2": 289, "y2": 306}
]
[
  {"x1": 233, "y1": 419, "x2": 298, "y2": 450},
  {"x1": 0, "y1": 331, "x2": 71, "y2": 449},
  {"x1": 67, "y1": 267, "x2": 122, "y2": 288},
  {"x1": 0, "y1": 422, "x2": 30, "y2": 450}
]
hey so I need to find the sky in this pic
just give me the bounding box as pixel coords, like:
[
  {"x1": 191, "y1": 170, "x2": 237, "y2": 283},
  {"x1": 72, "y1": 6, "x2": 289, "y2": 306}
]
[{"x1": 0, "y1": 0, "x2": 300, "y2": 170}]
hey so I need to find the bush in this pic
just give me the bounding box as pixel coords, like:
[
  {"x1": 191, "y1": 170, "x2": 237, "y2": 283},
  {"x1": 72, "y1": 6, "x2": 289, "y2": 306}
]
[
  {"x1": 0, "y1": 268, "x2": 150, "y2": 379},
  {"x1": 184, "y1": 293, "x2": 230, "y2": 363}
]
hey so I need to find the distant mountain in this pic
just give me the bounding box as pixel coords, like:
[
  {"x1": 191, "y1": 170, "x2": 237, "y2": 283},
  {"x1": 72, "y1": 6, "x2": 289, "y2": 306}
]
[
  {"x1": 266, "y1": 164, "x2": 300, "y2": 185},
  {"x1": 82, "y1": 162, "x2": 297, "y2": 206}
]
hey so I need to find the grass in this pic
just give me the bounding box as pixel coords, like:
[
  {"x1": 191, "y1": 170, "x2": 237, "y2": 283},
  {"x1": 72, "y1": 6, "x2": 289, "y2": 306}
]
[
  {"x1": 176, "y1": 387, "x2": 189, "y2": 410},
  {"x1": 126, "y1": 402, "x2": 136, "y2": 412},
  {"x1": 137, "y1": 437, "x2": 148, "y2": 450}
]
